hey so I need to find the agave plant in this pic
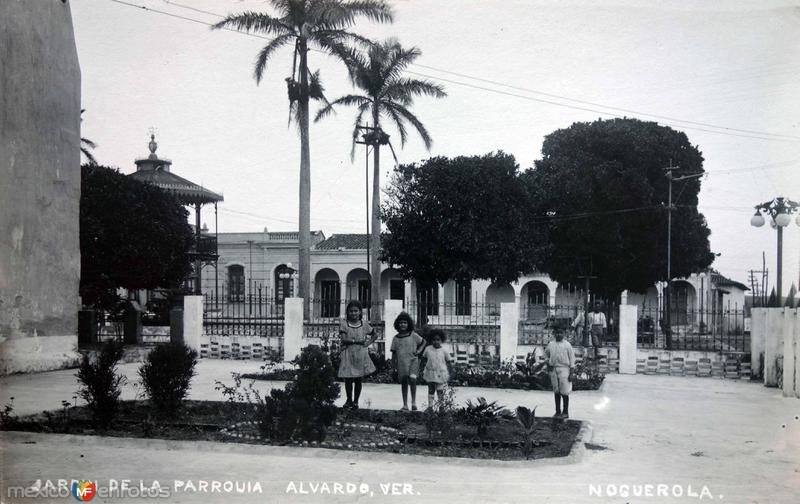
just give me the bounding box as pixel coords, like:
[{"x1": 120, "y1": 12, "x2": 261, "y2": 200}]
[
  {"x1": 462, "y1": 397, "x2": 506, "y2": 439},
  {"x1": 515, "y1": 405, "x2": 538, "y2": 459}
]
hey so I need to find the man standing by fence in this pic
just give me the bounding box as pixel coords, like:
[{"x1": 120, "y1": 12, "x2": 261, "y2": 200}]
[{"x1": 572, "y1": 301, "x2": 607, "y2": 360}]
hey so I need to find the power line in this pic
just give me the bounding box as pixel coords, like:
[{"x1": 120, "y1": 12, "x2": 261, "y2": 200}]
[{"x1": 108, "y1": 0, "x2": 800, "y2": 144}]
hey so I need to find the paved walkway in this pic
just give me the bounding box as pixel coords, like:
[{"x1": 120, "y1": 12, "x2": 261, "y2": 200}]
[{"x1": 1, "y1": 360, "x2": 799, "y2": 503}]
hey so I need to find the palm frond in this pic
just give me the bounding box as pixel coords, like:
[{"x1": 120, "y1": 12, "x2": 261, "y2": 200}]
[
  {"x1": 81, "y1": 145, "x2": 97, "y2": 165},
  {"x1": 211, "y1": 11, "x2": 292, "y2": 36},
  {"x1": 314, "y1": 94, "x2": 370, "y2": 122},
  {"x1": 386, "y1": 101, "x2": 432, "y2": 150},
  {"x1": 308, "y1": 70, "x2": 330, "y2": 106},
  {"x1": 349, "y1": 101, "x2": 371, "y2": 160},
  {"x1": 383, "y1": 103, "x2": 409, "y2": 147},
  {"x1": 311, "y1": 0, "x2": 393, "y2": 29},
  {"x1": 254, "y1": 33, "x2": 295, "y2": 83},
  {"x1": 384, "y1": 77, "x2": 447, "y2": 102}
]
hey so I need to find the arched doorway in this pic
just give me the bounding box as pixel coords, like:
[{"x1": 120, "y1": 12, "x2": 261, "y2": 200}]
[
  {"x1": 227, "y1": 264, "x2": 245, "y2": 302},
  {"x1": 486, "y1": 283, "x2": 515, "y2": 315},
  {"x1": 315, "y1": 268, "x2": 341, "y2": 318},
  {"x1": 670, "y1": 280, "x2": 696, "y2": 326},
  {"x1": 346, "y1": 268, "x2": 371, "y2": 308},
  {"x1": 274, "y1": 264, "x2": 296, "y2": 304},
  {"x1": 520, "y1": 280, "x2": 549, "y2": 320}
]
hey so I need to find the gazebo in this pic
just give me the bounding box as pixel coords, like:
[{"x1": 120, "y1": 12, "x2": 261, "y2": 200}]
[{"x1": 129, "y1": 134, "x2": 223, "y2": 294}]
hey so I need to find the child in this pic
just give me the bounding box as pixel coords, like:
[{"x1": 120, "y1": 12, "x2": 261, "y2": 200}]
[
  {"x1": 421, "y1": 329, "x2": 452, "y2": 409},
  {"x1": 390, "y1": 312, "x2": 425, "y2": 411},
  {"x1": 544, "y1": 326, "x2": 576, "y2": 419},
  {"x1": 338, "y1": 300, "x2": 376, "y2": 409}
]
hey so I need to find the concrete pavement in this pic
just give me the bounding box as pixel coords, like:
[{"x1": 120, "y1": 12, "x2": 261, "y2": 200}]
[{"x1": 1, "y1": 360, "x2": 799, "y2": 503}]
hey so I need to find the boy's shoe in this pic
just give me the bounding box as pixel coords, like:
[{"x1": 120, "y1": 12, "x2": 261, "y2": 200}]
[
  {"x1": 399, "y1": 405, "x2": 409, "y2": 412},
  {"x1": 553, "y1": 412, "x2": 562, "y2": 418},
  {"x1": 561, "y1": 413, "x2": 569, "y2": 419},
  {"x1": 411, "y1": 405, "x2": 418, "y2": 411},
  {"x1": 343, "y1": 400, "x2": 354, "y2": 409},
  {"x1": 352, "y1": 403, "x2": 359, "y2": 410}
]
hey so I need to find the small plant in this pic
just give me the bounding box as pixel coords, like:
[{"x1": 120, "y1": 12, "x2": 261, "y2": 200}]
[
  {"x1": 0, "y1": 397, "x2": 18, "y2": 430},
  {"x1": 76, "y1": 341, "x2": 126, "y2": 428},
  {"x1": 461, "y1": 397, "x2": 506, "y2": 439},
  {"x1": 515, "y1": 405, "x2": 538, "y2": 459},
  {"x1": 216, "y1": 345, "x2": 340, "y2": 442},
  {"x1": 138, "y1": 342, "x2": 198, "y2": 416},
  {"x1": 423, "y1": 385, "x2": 457, "y2": 441}
]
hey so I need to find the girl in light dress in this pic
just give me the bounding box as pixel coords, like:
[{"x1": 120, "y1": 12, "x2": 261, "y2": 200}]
[
  {"x1": 390, "y1": 312, "x2": 425, "y2": 411},
  {"x1": 421, "y1": 328, "x2": 452, "y2": 409},
  {"x1": 338, "y1": 300, "x2": 376, "y2": 409}
]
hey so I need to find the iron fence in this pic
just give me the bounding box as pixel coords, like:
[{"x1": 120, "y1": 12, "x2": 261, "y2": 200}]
[
  {"x1": 636, "y1": 298, "x2": 748, "y2": 352},
  {"x1": 518, "y1": 302, "x2": 619, "y2": 346},
  {"x1": 403, "y1": 299, "x2": 500, "y2": 344},
  {"x1": 203, "y1": 286, "x2": 284, "y2": 338}
]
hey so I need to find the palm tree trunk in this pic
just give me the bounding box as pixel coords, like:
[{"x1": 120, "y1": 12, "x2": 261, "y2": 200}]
[
  {"x1": 298, "y1": 39, "x2": 311, "y2": 320},
  {"x1": 370, "y1": 106, "x2": 382, "y2": 321}
]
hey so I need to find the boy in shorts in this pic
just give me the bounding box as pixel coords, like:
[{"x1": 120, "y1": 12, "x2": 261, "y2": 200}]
[{"x1": 545, "y1": 326, "x2": 576, "y2": 419}]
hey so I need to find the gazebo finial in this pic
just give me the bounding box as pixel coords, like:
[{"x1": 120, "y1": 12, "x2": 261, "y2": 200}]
[{"x1": 147, "y1": 129, "x2": 158, "y2": 159}]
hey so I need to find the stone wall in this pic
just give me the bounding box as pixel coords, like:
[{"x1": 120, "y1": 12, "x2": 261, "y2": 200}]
[{"x1": 0, "y1": 0, "x2": 81, "y2": 373}]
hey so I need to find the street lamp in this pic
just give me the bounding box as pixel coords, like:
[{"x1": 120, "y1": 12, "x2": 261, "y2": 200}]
[
  {"x1": 698, "y1": 272, "x2": 706, "y2": 333},
  {"x1": 750, "y1": 197, "x2": 800, "y2": 306},
  {"x1": 279, "y1": 262, "x2": 298, "y2": 298}
]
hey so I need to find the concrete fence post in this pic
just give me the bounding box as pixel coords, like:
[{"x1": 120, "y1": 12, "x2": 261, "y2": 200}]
[
  {"x1": 383, "y1": 300, "x2": 404, "y2": 357},
  {"x1": 619, "y1": 304, "x2": 638, "y2": 374},
  {"x1": 782, "y1": 308, "x2": 798, "y2": 398},
  {"x1": 764, "y1": 308, "x2": 785, "y2": 387},
  {"x1": 182, "y1": 295, "x2": 203, "y2": 354},
  {"x1": 499, "y1": 302, "x2": 519, "y2": 362},
  {"x1": 283, "y1": 297, "x2": 304, "y2": 362},
  {"x1": 751, "y1": 308, "x2": 766, "y2": 378}
]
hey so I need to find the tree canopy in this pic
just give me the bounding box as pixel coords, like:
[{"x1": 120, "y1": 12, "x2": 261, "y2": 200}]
[
  {"x1": 525, "y1": 117, "x2": 715, "y2": 297},
  {"x1": 381, "y1": 152, "x2": 545, "y2": 285},
  {"x1": 80, "y1": 164, "x2": 194, "y2": 310}
]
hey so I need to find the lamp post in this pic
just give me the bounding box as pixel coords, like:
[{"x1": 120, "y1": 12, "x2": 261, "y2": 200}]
[
  {"x1": 698, "y1": 272, "x2": 706, "y2": 333},
  {"x1": 279, "y1": 262, "x2": 299, "y2": 298},
  {"x1": 750, "y1": 197, "x2": 800, "y2": 306}
]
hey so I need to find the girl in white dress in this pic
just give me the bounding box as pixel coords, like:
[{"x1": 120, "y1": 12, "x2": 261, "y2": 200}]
[{"x1": 421, "y1": 329, "x2": 452, "y2": 409}]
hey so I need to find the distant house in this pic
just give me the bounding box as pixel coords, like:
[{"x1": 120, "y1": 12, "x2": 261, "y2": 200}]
[{"x1": 202, "y1": 231, "x2": 747, "y2": 329}]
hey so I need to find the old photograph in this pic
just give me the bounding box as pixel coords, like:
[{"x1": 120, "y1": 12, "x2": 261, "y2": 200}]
[{"x1": 1, "y1": 0, "x2": 799, "y2": 502}]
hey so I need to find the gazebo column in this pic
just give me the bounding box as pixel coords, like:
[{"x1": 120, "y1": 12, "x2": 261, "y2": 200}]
[{"x1": 195, "y1": 202, "x2": 202, "y2": 294}]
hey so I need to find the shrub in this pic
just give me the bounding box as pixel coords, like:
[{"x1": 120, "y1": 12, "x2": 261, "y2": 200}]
[
  {"x1": 217, "y1": 345, "x2": 340, "y2": 442},
  {"x1": 138, "y1": 343, "x2": 198, "y2": 416},
  {"x1": 0, "y1": 397, "x2": 18, "y2": 430},
  {"x1": 515, "y1": 405, "x2": 537, "y2": 459},
  {"x1": 423, "y1": 385, "x2": 457, "y2": 441},
  {"x1": 76, "y1": 341, "x2": 126, "y2": 428},
  {"x1": 460, "y1": 397, "x2": 508, "y2": 439}
]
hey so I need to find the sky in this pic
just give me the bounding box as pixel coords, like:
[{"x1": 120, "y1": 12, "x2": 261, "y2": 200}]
[{"x1": 71, "y1": 0, "x2": 800, "y2": 294}]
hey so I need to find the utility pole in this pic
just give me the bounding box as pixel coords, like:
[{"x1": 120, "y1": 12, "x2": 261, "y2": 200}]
[{"x1": 664, "y1": 160, "x2": 704, "y2": 349}]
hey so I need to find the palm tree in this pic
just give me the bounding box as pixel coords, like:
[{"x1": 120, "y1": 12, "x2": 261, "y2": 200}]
[
  {"x1": 316, "y1": 39, "x2": 446, "y2": 318},
  {"x1": 80, "y1": 109, "x2": 97, "y2": 165},
  {"x1": 212, "y1": 1, "x2": 393, "y2": 314}
]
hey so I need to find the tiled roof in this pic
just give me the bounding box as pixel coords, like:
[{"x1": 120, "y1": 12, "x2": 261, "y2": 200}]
[
  {"x1": 129, "y1": 169, "x2": 223, "y2": 204},
  {"x1": 315, "y1": 234, "x2": 371, "y2": 250}
]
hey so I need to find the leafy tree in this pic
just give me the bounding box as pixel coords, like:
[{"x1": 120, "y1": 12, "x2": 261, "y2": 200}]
[
  {"x1": 212, "y1": 0, "x2": 393, "y2": 315},
  {"x1": 525, "y1": 118, "x2": 715, "y2": 297},
  {"x1": 80, "y1": 164, "x2": 193, "y2": 310},
  {"x1": 381, "y1": 152, "x2": 545, "y2": 285},
  {"x1": 316, "y1": 39, "x2": 445, "y2": 317}
]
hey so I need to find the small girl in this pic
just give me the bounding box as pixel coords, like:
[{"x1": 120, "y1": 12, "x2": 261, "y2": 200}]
[
  {"x1": 421, "y1": 328, "x2": 452, "y2": 409},
  {"x1": 338, "y1": 300, "x2": 376, "y2": 409},
  {"x1": 390, "y1": 312, "x2": 425, "y2": 411}
]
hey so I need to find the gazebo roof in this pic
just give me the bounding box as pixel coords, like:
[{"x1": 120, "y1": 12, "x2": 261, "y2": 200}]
[
  {"x1": 129, "y1": 168, "x2": 224, "y2": 205},
  {"x1": 128, "y1": 134, "x2": 223, "y2": 205}
]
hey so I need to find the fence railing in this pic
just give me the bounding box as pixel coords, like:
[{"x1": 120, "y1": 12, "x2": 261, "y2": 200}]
[
  {"x1": 403, "y1": 299, "x2": 501, "y2": 344},
  {"x1": 203, "y1": 289, "x2": 284, "y2": 338},
  {"x1": 518, "y1": 303, "x2": 619, "y2": 346},
  {"x1": 636, "y1": 302, "x2": 748, "y2": 352}
]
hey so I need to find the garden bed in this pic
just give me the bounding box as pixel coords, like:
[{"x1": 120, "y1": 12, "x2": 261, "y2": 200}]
[{"x1": 4, "y1": 401, "x2": 581, "y2": 461}]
